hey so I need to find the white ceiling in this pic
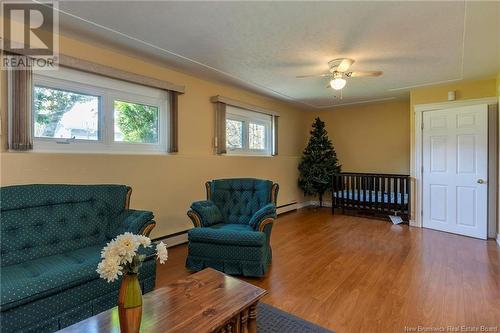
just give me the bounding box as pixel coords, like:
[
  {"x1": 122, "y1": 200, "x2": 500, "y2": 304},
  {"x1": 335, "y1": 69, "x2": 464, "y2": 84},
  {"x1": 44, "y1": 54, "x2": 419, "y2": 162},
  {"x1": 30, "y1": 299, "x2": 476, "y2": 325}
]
[{"x1": 57, "y1": 1, "x2": 500, "y2": 110}]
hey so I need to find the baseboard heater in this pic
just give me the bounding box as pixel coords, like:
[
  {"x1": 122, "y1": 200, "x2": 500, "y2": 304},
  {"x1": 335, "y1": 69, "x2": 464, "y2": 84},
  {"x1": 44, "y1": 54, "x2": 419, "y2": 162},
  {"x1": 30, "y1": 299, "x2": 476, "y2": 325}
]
[
  {"x1": 152, "y1": 229, "x2": 189, "y2": 248},
  {"x1": 276, "y1": 201, "x2": 299, "y2": 215}
]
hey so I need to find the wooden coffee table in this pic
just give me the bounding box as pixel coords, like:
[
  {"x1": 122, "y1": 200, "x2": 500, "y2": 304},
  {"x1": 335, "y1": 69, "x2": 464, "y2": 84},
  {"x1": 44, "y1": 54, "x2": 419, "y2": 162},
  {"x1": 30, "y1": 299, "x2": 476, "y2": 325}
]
[{"x1": 58, "y1": 268, "x2": 267, "y2": 333}]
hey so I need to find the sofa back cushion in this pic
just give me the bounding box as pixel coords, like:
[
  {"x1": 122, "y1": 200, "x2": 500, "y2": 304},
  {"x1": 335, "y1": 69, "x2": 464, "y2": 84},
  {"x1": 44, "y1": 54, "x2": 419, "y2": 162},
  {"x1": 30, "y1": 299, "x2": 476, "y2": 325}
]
[
  {"x1": 0, "y1": 184, "x2": 129, "y2": 266},
  {"x1": 210, "y1": 178, "x2": 272, "y2": 225}
]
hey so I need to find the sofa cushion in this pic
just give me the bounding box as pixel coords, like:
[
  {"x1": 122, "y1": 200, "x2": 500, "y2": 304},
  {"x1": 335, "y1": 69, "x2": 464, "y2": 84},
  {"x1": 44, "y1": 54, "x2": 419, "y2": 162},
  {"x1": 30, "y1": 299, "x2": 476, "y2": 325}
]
[
  {"x1": 0, "y1": 184, "x2": 129, "y2": 215},
  {"x1": 188, "y1": 223, "x2": 265, "y2": 247},
  {"x1": 0, "y1": 244, "x2": 156, "y2": 311},
  {"x1": 1, "y1": 245, "x2": 103, "y2": 310},
  {"x1": 190, "y1": 201, "x2": 224, "y2": 227},
  {"x1": 1, "y1": 200, "x2": 110, "y2": 267},
  {"x1": 0, "y1": 259, "x2": 156, "y2": 332},
  {"x1": 211, "y1": 178, "x2": 272, "y2": 225}
]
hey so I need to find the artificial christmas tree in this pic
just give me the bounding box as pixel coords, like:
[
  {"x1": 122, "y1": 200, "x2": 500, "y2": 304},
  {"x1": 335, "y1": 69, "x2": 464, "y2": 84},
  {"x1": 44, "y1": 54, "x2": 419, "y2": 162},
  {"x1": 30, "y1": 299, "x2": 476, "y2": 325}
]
[{"x1": 298, "y1": 117, "x2": 341, "y2": 207}]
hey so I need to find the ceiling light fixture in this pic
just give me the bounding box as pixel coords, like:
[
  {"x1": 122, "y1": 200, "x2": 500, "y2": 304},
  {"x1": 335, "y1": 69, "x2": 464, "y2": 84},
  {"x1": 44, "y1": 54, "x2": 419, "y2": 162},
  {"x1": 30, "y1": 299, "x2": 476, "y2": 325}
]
[{"x1": 330, "y1": 77, "x2": 346, "y2": 90}]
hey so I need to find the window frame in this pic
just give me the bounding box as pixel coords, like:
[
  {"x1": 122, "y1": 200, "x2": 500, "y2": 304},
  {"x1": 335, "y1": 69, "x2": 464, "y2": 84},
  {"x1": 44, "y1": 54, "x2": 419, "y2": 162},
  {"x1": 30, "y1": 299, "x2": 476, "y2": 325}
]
[
  {"x1": 225, "y1": 106, "x2": 272, "y2": 156},
  {"x1": 32, "y1": 67, "x2": 168, "y2": 154}
]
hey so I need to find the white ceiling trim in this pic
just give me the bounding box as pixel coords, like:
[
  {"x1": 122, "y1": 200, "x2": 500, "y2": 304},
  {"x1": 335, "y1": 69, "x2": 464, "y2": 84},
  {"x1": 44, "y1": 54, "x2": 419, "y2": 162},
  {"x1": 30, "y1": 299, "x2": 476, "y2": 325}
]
[
  {"x1": 48, "y1": 4, "x2": 319, "y2": 110},
  {"x1": 388, "y1": 1, "x2": 467, "y2": 92},
  {"x1": 318, "y1": 97, "x2": 397, "y2": 109},
  {"x1": 388, "y1": 78, "x2": 464, "y2": 91}
]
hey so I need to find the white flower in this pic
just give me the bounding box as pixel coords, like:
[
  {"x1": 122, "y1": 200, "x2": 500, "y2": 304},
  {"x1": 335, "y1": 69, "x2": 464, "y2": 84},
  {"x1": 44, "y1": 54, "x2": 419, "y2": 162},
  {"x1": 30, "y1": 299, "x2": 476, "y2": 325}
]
[
  {"x1": 96, "y1": 257, "x2": 123, "y2": 282},
  {"x1": 113, "y1": 232, "x2": 140, "y2": 264},
  {"x1": 137, "y1": 235, "x2": 151, "y2": 248},
  {"x1": 98, "y1": 233, "x2": 166, "y2": 283},
  {"x1": 156, "y1": 241, "x2": 168, "y2": 264}
]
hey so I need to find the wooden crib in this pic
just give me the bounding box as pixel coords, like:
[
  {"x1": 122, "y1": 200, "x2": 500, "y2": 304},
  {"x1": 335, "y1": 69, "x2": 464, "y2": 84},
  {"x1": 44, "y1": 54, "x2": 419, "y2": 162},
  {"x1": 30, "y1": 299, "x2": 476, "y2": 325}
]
[{"x1": 332, "y1": 172, "x2": 411, "y2": 221}]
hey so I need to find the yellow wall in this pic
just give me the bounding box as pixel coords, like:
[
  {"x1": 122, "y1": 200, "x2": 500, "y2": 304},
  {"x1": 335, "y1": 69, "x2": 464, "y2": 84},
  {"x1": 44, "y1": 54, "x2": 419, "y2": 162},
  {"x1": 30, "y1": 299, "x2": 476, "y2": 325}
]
[
  {"x1": 497, "y1": 72, "x2": 500, "y2": 96},
  {"x1": 0, "y1": 34, "x2": 308, "y2": 238},
  {"x1": 304, "y1": 100, "x2": 411, "y2": 174}
]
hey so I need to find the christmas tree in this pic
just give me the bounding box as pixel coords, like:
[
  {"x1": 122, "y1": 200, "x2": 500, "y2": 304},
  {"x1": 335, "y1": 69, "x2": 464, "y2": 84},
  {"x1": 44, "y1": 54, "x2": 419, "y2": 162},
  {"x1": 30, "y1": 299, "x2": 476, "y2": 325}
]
[{"x1": 298, "y1": 117, "x2": 341, "y2": 207}]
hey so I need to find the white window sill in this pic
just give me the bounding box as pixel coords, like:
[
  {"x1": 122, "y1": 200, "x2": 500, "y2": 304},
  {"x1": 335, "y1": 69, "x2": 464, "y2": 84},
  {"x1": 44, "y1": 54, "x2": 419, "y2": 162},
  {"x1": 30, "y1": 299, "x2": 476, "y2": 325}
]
[
  {"x1": 9, "y1": 149, "x2": 168, "y2": 156},
  {"x1": 222, "y1": 153, "x2": 273, "y2": 158}
]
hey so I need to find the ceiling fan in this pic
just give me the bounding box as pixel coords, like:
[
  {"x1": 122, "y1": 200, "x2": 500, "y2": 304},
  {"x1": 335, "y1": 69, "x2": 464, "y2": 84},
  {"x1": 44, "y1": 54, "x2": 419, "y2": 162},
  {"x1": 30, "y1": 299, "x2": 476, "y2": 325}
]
[{"x1": 297, "y1": 58, "x2": 382, "y2": 90}]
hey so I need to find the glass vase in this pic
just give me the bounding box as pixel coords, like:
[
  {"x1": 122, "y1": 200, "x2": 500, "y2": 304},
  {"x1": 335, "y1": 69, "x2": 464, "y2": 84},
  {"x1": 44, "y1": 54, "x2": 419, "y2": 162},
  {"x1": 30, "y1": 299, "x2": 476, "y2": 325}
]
[{"x1": 118, "y1": 273, "x2": 143, "y2": 333}]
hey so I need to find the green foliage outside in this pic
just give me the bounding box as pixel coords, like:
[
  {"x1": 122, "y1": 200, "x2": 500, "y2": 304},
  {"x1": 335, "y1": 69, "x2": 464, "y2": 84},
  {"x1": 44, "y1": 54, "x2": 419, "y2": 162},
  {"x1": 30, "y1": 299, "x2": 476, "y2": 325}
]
[
  {"x1": 298, "y1": 117, "x2": 341, "y2": 207},
  {"x1": 115, "y1": 101, "x2": 158, "y2": 143},
  {"x1": 34, "y1": 86, "x2": 91, "y2": 137}
]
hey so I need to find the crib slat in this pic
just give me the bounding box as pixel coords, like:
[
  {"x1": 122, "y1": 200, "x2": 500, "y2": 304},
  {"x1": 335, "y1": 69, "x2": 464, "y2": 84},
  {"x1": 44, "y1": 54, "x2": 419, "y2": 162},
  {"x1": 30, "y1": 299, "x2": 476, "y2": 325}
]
[
  {"x1": 399, "y1": 177, "x2": 404, "y2": 215},
  {"x1": 384, "y1": 177, "x2": 388, "y2": 214},
  {"x1": 387, "y1": 177, "x2": 394, "y2": 215},
  {"x1": 367, "y1": 176, "x2": 372, "y2": 212}
]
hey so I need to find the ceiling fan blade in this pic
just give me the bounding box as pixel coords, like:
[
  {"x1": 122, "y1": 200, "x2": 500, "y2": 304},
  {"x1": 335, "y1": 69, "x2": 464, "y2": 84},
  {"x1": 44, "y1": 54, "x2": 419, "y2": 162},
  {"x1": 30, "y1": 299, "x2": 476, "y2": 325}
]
[
  {"x1": 336, "y1": 58, "x2": 355, "y2": 72},
  {"x1": 348, "y1": 71, "x2": 382, "y2": 78},
  {"x1": 296, "y1": 73, "x2": 331, "y2": 78}
]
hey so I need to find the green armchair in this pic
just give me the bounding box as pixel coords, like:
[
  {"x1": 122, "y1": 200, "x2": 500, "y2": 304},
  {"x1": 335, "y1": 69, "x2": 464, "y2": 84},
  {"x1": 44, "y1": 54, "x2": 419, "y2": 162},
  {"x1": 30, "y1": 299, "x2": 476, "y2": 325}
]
[{"x1": 186, "y1": 178, "x2": 279, "y2": 277}]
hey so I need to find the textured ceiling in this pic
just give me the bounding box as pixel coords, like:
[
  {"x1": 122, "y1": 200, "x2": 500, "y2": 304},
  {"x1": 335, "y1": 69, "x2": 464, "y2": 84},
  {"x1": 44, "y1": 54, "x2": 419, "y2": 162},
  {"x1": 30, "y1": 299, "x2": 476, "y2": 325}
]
[{"x1": 57, "y1": 1, "x2": 500, "y2": 110}]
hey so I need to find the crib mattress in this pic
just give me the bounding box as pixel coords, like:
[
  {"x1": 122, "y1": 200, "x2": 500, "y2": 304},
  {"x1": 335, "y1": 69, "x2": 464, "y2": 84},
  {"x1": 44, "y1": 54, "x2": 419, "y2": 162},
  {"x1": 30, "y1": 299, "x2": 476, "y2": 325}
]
[{"x1": 333, "y1": 190, "x2": 409, "y2": 205}]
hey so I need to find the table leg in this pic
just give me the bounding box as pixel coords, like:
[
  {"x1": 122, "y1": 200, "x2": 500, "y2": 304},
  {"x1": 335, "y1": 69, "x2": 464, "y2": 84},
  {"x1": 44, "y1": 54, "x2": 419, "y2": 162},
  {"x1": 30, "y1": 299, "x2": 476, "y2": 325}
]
[
  {"x1": 240, "y1": 308, "x2": 249, "y2": 333},
  {"x1": 248, "y1": 303, "x2": 257, "y2": 333}
]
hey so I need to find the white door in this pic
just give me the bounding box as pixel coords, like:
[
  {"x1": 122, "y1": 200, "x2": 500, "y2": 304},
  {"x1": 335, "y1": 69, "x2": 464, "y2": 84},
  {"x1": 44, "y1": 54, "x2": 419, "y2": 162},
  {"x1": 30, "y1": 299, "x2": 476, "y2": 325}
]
[{"x1": 422, "y1": 104, "x2": 488, "y2": 239}]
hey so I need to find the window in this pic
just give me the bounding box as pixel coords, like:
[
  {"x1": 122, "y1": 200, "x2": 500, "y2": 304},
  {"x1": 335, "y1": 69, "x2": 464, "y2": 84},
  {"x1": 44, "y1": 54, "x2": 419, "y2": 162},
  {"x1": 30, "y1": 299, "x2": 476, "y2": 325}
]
[
  {"x1": 225, "y1": 106, "x2": 272, "y2": 155},
  {"x1": 33, "y1": 67, "x2": 168, "y2": 153}
]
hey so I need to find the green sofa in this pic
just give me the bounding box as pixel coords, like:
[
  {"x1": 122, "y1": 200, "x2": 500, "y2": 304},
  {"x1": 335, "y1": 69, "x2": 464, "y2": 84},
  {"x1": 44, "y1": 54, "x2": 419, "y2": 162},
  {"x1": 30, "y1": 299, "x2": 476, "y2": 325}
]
[
  {"x1": 186, "y1": 178, "x2": 279, "y2": 277},
  {"x1": 0, "y1": 184, "x2": 157, "y2": 333}
]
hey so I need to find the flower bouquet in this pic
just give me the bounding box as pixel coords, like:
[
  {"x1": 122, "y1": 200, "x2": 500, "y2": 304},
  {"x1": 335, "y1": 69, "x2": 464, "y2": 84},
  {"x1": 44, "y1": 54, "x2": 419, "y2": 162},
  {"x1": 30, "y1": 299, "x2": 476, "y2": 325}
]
[{"x1": 97, "y1": 233, "x2": 168, "y2": 333}]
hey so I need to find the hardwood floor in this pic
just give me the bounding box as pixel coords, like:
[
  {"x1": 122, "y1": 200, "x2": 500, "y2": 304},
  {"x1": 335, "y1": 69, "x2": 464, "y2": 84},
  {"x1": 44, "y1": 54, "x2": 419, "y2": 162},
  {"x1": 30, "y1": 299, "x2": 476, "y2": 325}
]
[{"x1": 156, "y1": 208, "x2": 500, "y2": 333}]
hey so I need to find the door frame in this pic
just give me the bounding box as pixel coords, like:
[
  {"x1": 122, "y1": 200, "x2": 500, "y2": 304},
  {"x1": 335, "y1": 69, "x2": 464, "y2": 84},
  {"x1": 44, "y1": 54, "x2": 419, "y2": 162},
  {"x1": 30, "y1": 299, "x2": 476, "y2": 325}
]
[{"x1": 412, "y1": 97, "x2": 498, "y2": 235}]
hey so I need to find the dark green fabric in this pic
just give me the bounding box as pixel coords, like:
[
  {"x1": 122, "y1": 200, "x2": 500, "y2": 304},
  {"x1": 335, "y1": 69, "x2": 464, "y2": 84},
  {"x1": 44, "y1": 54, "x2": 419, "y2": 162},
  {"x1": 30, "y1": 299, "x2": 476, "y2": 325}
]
[
  {"x1": 188, "y1": 223, "x2": 265, "y2": 246},
  {"x1": 248, "y1": 203, "x2": 277, "y2": 230},
  {"x1": 186, "y1": 178, "x2": 277, "y2": 277},
  {"x1": 0, "y1": 184, "x2": 133, "y2": 266},
  {"x1": 190, "y1": 200, "x2": 224, "y2": 227},
  {"x1": 111, "y1": 209, "x2": 155, "y2": 237},
  {"x1": 211, "y1": 178, "x2": 273, "y2": 225},
  {"x1": 1, "y1": 259, "x2": 156, "y2": 332},
  {"x1": 1, "y1": 245, "x2": 156, "y2": 310},
  {"x1": 0, "y1": 184, "x2": 129, "y2": 213}
]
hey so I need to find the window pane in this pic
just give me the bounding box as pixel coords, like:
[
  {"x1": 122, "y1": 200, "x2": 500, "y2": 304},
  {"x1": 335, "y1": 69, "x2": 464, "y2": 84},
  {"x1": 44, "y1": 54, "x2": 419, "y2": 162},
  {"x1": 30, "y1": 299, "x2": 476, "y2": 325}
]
[
  {"x1": 249, "y1": 123, "x2": 266, "y2": 150},
  {"x1": 34, "y1": 86, "x2": 99, "y2": 140},
  {"x1": 114, "y1": 100, "x2": 159, "y2": 143},
  {"x1": 226, "y1": 119, "x2": 243, "y2": 149}
]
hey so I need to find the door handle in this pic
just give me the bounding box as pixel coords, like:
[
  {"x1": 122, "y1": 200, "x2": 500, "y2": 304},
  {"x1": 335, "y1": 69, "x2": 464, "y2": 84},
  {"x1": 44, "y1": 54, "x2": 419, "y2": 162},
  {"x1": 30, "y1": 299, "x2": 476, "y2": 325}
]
[{"x1": 477, "y1": 179, "x2": 486, "y2": 184}]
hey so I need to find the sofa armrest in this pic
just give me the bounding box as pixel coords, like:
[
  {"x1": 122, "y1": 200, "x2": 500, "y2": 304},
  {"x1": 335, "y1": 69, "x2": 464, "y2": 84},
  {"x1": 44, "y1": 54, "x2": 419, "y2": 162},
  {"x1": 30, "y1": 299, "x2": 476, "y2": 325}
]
[
  {"x1": 188, "y1": 200, "x2": 224, "y2": 227},
  {"x1": 113, "y1": 209, "x2": 156, "y2": 236},
  {"x1": 187, "y1": 210, "x2": 203, "y2": 228},
  {"x1": 248, "y1": 203, "x2": 277, "y2": 231}
]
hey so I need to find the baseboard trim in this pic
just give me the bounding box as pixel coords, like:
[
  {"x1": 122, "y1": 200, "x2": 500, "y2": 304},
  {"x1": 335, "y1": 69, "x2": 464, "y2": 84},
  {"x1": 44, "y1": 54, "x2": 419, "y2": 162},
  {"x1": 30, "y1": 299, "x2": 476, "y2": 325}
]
[
  {"x1": 409, "y1": 220, "x2": 419, "y2": 227},
  {"x1": 277, "y1": 201, "x2": 311, "y2": 214},
  {"x1": 152, "y1": 230, "x2": 189, "y2": 248},
  {"x1": 308, "y1": 200, "x2": 333, "y2": 208}
]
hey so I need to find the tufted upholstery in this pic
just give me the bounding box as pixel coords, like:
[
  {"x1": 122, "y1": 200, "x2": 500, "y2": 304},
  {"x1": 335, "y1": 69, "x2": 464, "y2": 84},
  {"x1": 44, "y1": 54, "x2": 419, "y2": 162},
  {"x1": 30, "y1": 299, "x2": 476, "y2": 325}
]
[
  {"x1": 211, "y1": 178, "x2": 273, "y2": 224},
  {"x1": 186, "y1": 178, "x2": 278, "y2": 277},
  {"x1": 0, "y1": 184, "x2": 157, "y2": 333}
]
